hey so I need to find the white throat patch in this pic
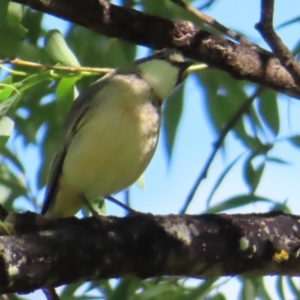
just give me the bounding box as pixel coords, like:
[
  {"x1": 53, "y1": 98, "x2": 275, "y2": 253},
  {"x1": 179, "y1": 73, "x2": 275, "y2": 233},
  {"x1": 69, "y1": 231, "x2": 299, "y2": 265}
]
[{"x1": 138, "y1": 59, "x2": 179, "y2": 100}]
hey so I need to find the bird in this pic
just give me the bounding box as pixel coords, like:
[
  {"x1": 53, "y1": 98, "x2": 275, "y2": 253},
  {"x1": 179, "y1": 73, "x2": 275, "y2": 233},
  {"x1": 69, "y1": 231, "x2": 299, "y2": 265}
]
[{"x1": 41, "y1": 49, "x2": 192, "y2": 218}]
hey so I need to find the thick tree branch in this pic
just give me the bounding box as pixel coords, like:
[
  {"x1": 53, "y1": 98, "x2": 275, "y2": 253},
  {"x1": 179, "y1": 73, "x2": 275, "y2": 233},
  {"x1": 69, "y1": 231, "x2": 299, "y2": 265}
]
[
  {"x1": 171, "y1": 0, "x2": 254, "y2": 47},
  {"x1": 8, "y1": 0, "x2": 300, "y2": 99},
  {"x1": 1, "y1": 211, "x2": 300, "y2": 294}
]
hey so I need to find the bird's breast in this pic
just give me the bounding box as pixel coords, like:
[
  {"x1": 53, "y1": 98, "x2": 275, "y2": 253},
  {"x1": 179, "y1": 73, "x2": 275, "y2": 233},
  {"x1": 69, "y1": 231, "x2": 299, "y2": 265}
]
[{"x1": 62, "y1": 91, "x2": 161, "y2": 200}]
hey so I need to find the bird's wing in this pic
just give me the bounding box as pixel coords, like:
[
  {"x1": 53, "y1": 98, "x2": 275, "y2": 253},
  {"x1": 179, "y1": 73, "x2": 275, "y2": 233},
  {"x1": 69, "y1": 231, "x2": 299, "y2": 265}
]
[
  {"x1": 41, "y1": 147, "x2": 66, "y2": 215},
  {"x1": 41, "y1": 76, "x2": 112, "y2": 215}
]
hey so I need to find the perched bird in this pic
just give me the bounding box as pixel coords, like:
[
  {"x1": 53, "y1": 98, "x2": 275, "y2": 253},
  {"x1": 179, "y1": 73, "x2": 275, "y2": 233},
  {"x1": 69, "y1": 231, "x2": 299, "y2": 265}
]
[{"x1": 42, "y1": 49, "x2": 192, "y2": 218}]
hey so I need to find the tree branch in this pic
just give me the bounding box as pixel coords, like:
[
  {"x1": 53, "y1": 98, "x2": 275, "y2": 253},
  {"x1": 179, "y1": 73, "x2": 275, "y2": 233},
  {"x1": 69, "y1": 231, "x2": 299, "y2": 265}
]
[
  {"x1": 171, "y1": 0, "x2": 254, "y2": 47},
  {"x1": 1, "y1": 211, "x2": 300, "y2": 294},
  {"x1": 255, "y1": 0, "x2": 300, "y2": 83},
  {"x1": 8, "y1": 0, "x2": 300, "y2": 99}
]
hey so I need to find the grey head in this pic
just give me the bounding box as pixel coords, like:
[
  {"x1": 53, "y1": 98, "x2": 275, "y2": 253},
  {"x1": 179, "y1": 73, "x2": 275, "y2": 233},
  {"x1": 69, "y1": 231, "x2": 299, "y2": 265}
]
[{"x1": 118, "y1": 49, "x2": 193, "y2": 100}]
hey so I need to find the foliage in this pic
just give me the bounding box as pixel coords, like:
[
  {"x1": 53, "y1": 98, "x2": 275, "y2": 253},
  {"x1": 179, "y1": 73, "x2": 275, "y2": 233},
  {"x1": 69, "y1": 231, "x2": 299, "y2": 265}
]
[{"x1": 1, "y1": 0, "x2": 300, "y2": 299}]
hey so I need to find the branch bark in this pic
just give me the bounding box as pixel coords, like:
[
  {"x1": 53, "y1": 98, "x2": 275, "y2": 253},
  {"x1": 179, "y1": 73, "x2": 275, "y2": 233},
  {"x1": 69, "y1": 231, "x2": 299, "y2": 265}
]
[
  {"x1": 8, "y1": 0, "x2": 300, "y2": 99},
  {"x1": 256, "y1": 0, "x2": 300, "y2": 83},
  {"x1": 1, "y1": 211, "x2": 300, "y2": 294}
]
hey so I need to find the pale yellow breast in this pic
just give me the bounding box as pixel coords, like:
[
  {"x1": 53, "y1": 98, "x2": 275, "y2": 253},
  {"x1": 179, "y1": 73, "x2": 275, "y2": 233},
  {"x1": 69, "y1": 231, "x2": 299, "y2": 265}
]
[{"x1": 61, "y1": 75, "x2": 161, "y2": 201}]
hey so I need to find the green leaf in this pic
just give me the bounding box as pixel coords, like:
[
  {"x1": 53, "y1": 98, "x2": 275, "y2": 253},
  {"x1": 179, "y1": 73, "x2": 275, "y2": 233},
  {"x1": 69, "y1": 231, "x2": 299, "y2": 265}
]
[
  {"x1": 184, "y1": 279, "x2": 217, "y2": 300},
  {"x1": 45, "y1": 29, "x2": 80, "y2": 66},
  {"x1": 266, "y1": 156, "x2": 289, "y2": 165},
  {"x1": 209, "y1": 294, "x2": 226, "y2": 300},
  {"x1": 135, "y1": 173, "x2": 145, "y2": 190},
  {"x1": 85, "y1": 280, "x2": 113, "y2": 298},
  {"x1": 275, "y1": 276, "x2": 285, "y2": 300},
  {"x1": 109, "y1": 278, "x2": 140, "y2": 300},
  {"x1": 244, "y1": 156, "x2": 265, "y2": 193},
  {"x1": 197, "y1": 70, "x2": 260, "y2": 150},
  {"x1": 0, "y1": 147, "x2": 25, "y2": 173},
  {"x1": 286, "y1": 277, "x2": 300, "y2": 298},
  {"x1": 102, "y1": 39, "x2": 135, "y2": 68},
  {"x1": 287, "y1": 135, "x2": 300, "y2": 148},
  {"x1": 0, "y1": 164, "x2": 28, "y2": 202},
  {"x1": 0, "y1": 116, "x2": 14, "y2": 146},
  {"x1": 206, "y1": 152, "x2": 245, "y2": 209},
  {"x1": 6, "y1": 2, "x2": 28, "y2": 38},
  {"x1": 137, "y1": 282, "x2": 184, "y2": 300},
  {"x1": 0, "y1": 94, "x2": 19, "y2": 117},
  {"x1": 0, "y1": 84, "x2": 16, "y2": 102},
  {"x1": 17, "y1": 72, "x2": 53, "y2": 93},
  {"x1": 257, "y1": 89, "x2": 279, "y2": 136},
  {"x1": 163, "y1": 85, "x2": 184, "y2": 161},
  {"x1": 242, "y1": 147, "x2": 272, "y2": 193},
  {"x1": 207, "y1": 194, "x2": 275, "y2": 214},
  {"x1": 60, "y1": 282, "x2": 83, "y2": 298},
  {"x1": 240, "y1": 278, "x2": 256, "y2": 300},
  {"x1": 56, "y1": 76, "x2": 81, "y2": 114},
  {"x1": 277, "y1": 16, "x2": 300, "y2": 29}
]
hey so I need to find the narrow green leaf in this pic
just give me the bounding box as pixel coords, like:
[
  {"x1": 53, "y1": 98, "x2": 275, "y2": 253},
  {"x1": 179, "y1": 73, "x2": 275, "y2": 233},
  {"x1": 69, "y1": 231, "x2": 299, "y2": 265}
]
[
  {"x1": 277, "y1": 16, "x2": 300, "y2": 29},
  {"x1": 135, "y1": 173, "x2": 145, "y2": 190},
  {"x1": 287, "y1": 135, "x2": 300, "y2": 148},
  {"x1": 275, "y1": 276, "x2": 285, "y2": 300},
  {"x1": 209, "y1": 294, "x2": 226, "y2": 300},
  {"x1": 163, "y1": 85, "x2": 184, "y2": 161},
  {"x1": 257, "y1": 89, "x2": 279, "y2": 136},
  {"x1": 244, "y1": 157, "x2": 265, "y2": 193},
  {"x1": 266, "y1": 156, "x2": 289, "y2": 165},
  {"x1": 0, "y1": 116, "x2": 14, "y2": 146},
  {"x1": 184, "y1": 279, "x2": 217, "y2": 300},
  {"x1": 56, "y1": 76, "x2": 80, "y2": 114},
  {"x1": 0, "y1": 94, "x2": 19, "y2": 117},
  {"x1": 6, "y1": 2, "x2": 27, "y2": 38},
  {"x1": 286, "y1": 277, "x2": 300, "y2": 298},
  {"x1": 109, "y1": 278, "x2": 140, "y2": 300},
  {"x1": 242, "y1": 148, "x2": 271, "y2": 193},
  {"x1": 0, "y1": 85, "x2": 15, "y2": 102},
  {"x1": 207, "y1": 194, "x2": 275, "y2": 214},
  {"x1": 85, "y1": 280, "x2": 112, "y2": 297},
  {"x1": 102, "y1": 39, "x2": 134, "y2": 68},
  {"x1": 138, "y1": 282, "x2": 184, "y2": 300},
  {"x1": 0, "y1": 147, "x2": 25, "y2": 173},
  {"x1": 45, "y1": 29, "x2": 80, "y2": 66},
  {"x1": 16, "y1": 72, "x2": 53, "y2": 93},
  {"x1": 60, "y1": 282, "x2": 83, "y2": 298},
  {"x1": 206, "y1": 152, "x2": 245, "y2": 209},
  {"x1": 240, "y1": 278, "x2": 256, "y2": 300},
  {"x1": 252, "y1": 277, "x2": 272, "y2": 300},
  {"x1": 0, "y1": 164, "x2": 28, "y2": 198}
]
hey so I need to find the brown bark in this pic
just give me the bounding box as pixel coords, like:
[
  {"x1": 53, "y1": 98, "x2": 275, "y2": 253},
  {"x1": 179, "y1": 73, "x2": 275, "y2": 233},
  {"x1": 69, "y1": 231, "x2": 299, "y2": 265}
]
[
  {"x1": 8, "y1": 0, "x2": 300, "y2": 99},
  {"x1": 1, "y1": 211, "x2": 300, "y2": 294}
]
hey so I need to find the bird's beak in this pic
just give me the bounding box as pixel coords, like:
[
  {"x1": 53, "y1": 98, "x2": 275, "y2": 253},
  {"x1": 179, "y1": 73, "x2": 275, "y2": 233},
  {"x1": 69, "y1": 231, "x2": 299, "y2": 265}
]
[{"x1": 177, "y1": 61, "x2": 194, "y2": 84}]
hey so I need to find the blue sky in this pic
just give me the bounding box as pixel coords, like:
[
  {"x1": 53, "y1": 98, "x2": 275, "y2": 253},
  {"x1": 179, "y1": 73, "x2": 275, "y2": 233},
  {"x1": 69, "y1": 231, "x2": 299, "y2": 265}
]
[{"x1": 10, "y1": 0, "x2": 300, "y2": 299}]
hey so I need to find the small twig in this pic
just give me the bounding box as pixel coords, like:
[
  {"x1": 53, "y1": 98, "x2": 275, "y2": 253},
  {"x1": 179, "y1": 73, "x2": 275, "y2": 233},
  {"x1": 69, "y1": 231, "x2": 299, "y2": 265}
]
[
  {"x1": 255, "y1": 0, "x2": 300, "y2": 83},
  {"x1": 42, "y1": 287, "x2": 60, "y2": 300},
  {"x1": 105, "y1": 195, "x2": 137, "y2": 214},
  {"x1": 180, "y1": 87, "x2": 264, "y2": 214},
  {"x1": 125, "y1": 189, "x2": 130, "y2": 209},
  {"x1": 0, "y1": 58, "x2": 113, "y2": 75},
  {"x1": 171, "y1": 0, "x2": 255, "y2": 47}
]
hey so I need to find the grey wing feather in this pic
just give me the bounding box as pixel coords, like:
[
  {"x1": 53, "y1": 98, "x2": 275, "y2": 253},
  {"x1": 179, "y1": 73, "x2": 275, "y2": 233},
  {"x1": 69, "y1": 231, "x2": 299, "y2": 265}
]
[
  {"x1": 41, "y1": 74, "x2": 113, "y2": 215},
  {"x1": 41, "y1": 147, "x2": 66, "y2": 215}
]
